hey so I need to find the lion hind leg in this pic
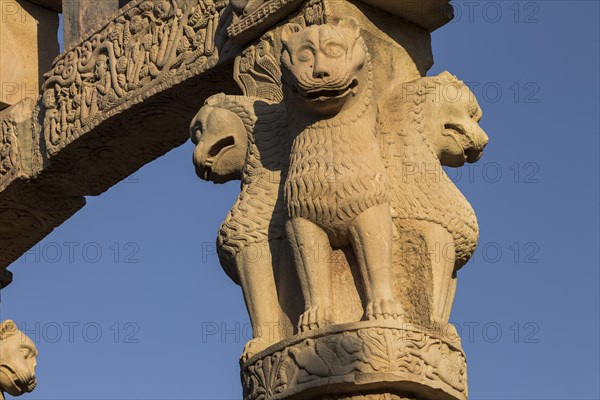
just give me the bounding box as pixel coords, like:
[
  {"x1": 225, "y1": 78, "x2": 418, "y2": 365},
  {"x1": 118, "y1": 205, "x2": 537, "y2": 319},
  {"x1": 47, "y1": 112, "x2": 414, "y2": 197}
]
[
  {"x1": 424, "y1": 225, "x2": 455, "y2": 325},
  {"x1": 442, "y1": 272, "x2": 458, "y2": 322},
  {"x1": 236, "y1": 245, "x2": 282, "y2": 359}
]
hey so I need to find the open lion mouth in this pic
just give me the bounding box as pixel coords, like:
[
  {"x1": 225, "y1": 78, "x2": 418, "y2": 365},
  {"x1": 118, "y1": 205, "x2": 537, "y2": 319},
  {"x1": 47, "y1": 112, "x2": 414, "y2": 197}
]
[
  {"x1": 198, "y1": 165, "x2": 212, "y2": 181},
  {"x1": 465, "y1": 146, "x2": 483, "y2": 163},
  {"x1": 301, "y1": 78, "x2": 359, "y2": 101},
  {"x1": 0, "y1": 365, "x2": 37, "y2": 394}
]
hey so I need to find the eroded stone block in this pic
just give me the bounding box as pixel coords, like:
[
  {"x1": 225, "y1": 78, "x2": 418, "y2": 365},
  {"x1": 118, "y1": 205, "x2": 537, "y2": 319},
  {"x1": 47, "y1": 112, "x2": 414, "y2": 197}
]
[{"x1": 62, "y1": 0, "x2": 119, "y2": 49}]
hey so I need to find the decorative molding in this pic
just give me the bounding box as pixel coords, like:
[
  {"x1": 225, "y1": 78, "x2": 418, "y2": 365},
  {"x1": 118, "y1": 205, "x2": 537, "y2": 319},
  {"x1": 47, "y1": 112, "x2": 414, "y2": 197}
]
[{"x1": 242, "y1": 321, "x2": 467, "y2": 400}]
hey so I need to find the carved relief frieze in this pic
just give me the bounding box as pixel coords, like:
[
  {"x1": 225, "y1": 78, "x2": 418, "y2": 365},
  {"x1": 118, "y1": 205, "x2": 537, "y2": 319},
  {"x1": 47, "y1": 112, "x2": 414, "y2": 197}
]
[
  {"x1": 242, "y1": 322, "x2": 467, "y2": 400},
  {"x1": 40, "y1": 0, "x2": 231, "y2": 156}
]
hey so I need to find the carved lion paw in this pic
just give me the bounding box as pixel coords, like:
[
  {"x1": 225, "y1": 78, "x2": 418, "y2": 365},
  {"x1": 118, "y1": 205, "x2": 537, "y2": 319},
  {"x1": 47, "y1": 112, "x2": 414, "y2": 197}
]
[
  {"x1": 298, "y1": 305, "x2": 332, "y2": 333},
  {"x1": 366, "y1": 298, "x2": 401, "y2": 321},
  {"x1": 241, "y1": 336, "x2": 272, "y2": 363}
]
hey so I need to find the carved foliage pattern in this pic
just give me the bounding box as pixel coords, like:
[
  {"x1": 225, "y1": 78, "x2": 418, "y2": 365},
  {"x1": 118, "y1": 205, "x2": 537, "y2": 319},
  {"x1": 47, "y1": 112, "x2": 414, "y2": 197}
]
[
  {"x1": 234, "y1": 0, "x2": 325, "y2": 102},
  {"x1": 242, "y1": 325, "x2": 467, "y2": 400}
]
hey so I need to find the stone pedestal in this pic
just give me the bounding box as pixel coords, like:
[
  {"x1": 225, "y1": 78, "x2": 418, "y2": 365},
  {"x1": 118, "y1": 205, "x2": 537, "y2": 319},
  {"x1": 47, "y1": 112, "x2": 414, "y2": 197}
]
[
  {"x1": 242, "y1": 321, "x2": 466, "y2": 400},
  {"x1": 0, "y1": 0, "x2": 59, "y2": 109}
]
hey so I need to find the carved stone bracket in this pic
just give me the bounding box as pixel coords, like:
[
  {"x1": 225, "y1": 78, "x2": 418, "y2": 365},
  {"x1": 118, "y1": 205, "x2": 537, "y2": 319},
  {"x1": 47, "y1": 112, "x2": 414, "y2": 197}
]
[{"x1": 242, "y1": 321, "x2": 467, "y2": 400}]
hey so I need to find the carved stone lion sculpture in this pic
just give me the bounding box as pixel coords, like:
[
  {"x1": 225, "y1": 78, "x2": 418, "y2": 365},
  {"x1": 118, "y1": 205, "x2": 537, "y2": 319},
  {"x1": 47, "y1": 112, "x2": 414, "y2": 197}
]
[
  {"x1": 0, "y1": 321, "x2": 38, "y2": 399},
  {"x1": 190, "y1": 3, "x2": 489, "y2": 398},
  {"x1": 281, "y1": 17, "x2": 401, "y2": 332},
  {"x1": 380, "y1": 72, "x2": 489, "y2": 325},
  {"x1": 190, "y1": 93, "x2": 289, "y2": 358}
]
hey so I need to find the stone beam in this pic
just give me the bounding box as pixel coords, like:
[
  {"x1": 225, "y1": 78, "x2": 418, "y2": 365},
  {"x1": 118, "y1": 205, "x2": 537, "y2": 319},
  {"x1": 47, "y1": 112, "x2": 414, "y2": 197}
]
[{"x1": 0, "y1": 0, "x2": 241, "y2": 269}]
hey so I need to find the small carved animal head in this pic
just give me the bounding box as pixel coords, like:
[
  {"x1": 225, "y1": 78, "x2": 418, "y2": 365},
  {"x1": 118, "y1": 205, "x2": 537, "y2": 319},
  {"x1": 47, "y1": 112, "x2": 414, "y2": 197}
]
[
  {"x1": 190, "y1": 94, "x2": 250, "y2": 184},
  {"x1": 0, "y1": 321, "x2": 38, "y2": 397},
  {"x1": 281, "y1": 18, "x2": 366, "y2": 116},
  {"x1": 424, "y1": 72, "x2": 489, "y2": 167}
]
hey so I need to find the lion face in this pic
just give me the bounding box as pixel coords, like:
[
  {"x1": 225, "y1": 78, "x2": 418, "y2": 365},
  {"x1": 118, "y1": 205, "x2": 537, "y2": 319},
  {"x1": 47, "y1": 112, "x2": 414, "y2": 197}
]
[
  {"x1": 190, "y1": 102, "x2": 248, "y2": 184},
  {"x1": 427, "y1": 73, "x2": 489, "y2": 167},
  {"x1": 281, "y1": 18, "x2": 366, "y2": 116},
  {"x1": 0, "y1": 321, "x2": 38, "y2": 397}
]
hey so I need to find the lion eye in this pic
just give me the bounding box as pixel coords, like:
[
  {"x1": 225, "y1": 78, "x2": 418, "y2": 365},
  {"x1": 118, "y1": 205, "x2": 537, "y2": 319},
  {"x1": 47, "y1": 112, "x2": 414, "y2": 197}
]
[
  {"x1": 20, "y1": 348, "x2": 32, "y2": 359},
  {"x1": 444, "y1": 123, "x2": 466, "y2": 135},
  {"x1": 297, "y1": 48, "x2": 314, "y2": 63},
  {"x1": 325, "y1": 45, "x2": 344, "y2": 58}
]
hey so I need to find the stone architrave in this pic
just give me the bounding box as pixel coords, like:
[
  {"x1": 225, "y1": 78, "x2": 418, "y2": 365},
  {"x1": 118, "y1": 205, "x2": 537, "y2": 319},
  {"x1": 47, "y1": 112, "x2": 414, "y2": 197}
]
[
  {"x1": 191, "y1": 1, "x2": 489, "y2": 398},
  {"x1": 0, "y1": 0, "x2": 59, "y2": 109}
]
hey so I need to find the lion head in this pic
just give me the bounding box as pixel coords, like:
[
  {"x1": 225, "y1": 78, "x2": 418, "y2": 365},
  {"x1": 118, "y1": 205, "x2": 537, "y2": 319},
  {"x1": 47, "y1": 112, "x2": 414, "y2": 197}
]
[
  {"x1": 190, "y1": 94, "x2": 253, "y2": 184},
  {"x1": 431, "y1": 72, "x2": 488, "y2": 167},
  {"x1": 281, "y1": 17, "x2": 367, "y2": 116},
  {"x1": 0, "y1": 321, "x2": 38, "y2": 397},
  {"x1": 393, "y1": 72, "x2": 489, "y2": 167}
]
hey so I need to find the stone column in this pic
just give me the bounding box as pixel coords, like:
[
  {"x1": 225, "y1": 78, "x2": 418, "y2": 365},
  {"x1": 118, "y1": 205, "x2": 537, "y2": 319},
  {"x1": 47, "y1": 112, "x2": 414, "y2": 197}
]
[{"x1": 0, "y1": 0, "x2": 59, "y2": 109}]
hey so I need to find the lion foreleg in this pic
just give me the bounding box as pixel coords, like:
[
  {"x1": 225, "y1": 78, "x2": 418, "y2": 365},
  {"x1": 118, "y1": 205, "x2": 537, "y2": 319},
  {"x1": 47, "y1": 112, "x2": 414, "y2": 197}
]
[
  {"x1": 349, "y1": 204, "x2": 401, "y2": 320},
  {"x1": 236, "y1": 244, "x2": 281, "y2": 359},
  {"x1": 286, "y1": 218, "x2": 333, "y2": 332}
]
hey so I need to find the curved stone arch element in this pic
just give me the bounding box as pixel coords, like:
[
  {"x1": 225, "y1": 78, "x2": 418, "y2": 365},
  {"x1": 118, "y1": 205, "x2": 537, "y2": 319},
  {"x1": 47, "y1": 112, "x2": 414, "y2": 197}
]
[
  {"x1": 0, "y1": 1, "x2": 241, "y2": 269},
  {"x1": 40, "y1": 0, "x2": 234, "y2": 157}
]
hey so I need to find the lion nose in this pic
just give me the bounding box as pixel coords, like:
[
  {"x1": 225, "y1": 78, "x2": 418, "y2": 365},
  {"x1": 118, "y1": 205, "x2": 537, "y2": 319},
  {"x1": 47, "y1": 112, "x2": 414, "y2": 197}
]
[
  {"x1": 480, "y1": 130, "x2": 489, "y2": 148},
  {"x1": 313, "y1": 58, "x2": 331, "y2": 79},
  {"x1": 313, "y1": 69, "x2": 331, "y2": 79}
]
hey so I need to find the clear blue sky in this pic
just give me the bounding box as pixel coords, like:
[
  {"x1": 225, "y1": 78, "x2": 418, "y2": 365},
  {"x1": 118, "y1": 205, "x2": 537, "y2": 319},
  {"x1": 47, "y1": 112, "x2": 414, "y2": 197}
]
[{"x1": 1, "y1": 1, "x2": 599, "y2": 399}]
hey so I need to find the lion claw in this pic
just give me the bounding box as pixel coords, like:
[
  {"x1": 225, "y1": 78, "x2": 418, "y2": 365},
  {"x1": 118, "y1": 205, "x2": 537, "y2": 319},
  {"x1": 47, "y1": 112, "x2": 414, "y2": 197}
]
[
  {"x1": 298, "y1": 305, "x2": 331, "y2": 333},
  {"x1": 241, "y1": 336, "x2": 272, "y2": 363},
  {"x1": 366, "y1": 298, "x2": 401, "y2": 321}
]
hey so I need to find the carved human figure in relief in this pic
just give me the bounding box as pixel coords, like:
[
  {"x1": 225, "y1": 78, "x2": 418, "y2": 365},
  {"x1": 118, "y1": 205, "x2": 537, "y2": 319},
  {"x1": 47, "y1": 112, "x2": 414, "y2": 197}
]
[
  {"x1": 380, "y1": 72, "x2": 488, "y2": 325},
  {"x1": 281, "y1": 17, "x2": 401, "y2": 331},
  {"x1": 0, "y1": 321, "x2": 38, "y2": 400},
  {"x1": 190, "y1": 94, "x2": 288, "y2": 358},
  {"x1": 42, "y1": 87, "x2": 61, "y2": 146}
]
